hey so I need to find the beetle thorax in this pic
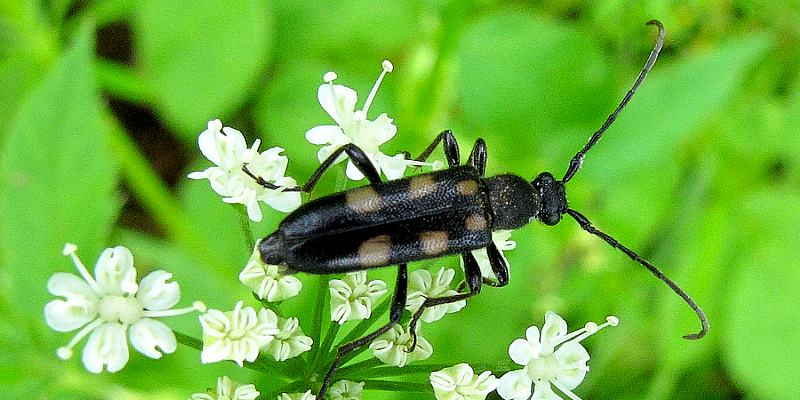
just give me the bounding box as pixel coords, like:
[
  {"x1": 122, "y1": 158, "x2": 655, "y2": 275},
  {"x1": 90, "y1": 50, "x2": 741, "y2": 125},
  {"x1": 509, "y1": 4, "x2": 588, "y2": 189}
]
[{"x1": 485, "y1": 174, "x2": 540, "y2": 230}]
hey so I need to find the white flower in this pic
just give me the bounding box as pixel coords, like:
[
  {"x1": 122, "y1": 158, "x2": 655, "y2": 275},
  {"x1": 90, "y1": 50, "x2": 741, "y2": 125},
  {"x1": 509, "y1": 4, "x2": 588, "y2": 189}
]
[
  {"x1": 263, "y1": 315, "x2": 313, "y2": 361},
  {"x1": 496, "y1": 311, "x2": 619, "y2": 400},
  {"x1": 277, "y1": 390, "x2": 316, "y2": 400},
  {"x1": 369, "y1": 324, "x2": 432, "y2": 367},
  {"x1": 199, "y1": 301, "x2": 279, "y2": 366},
  {"x1": 471, "y1": 230, "x2": 517, "y2": 278},
  {"x1": 329, "y1": 271, "x2": 387, "y2": 324},
  {"x1": 188, "y1": 119, "x2": 302, "y2": 222},
  {"x1": 305, "y1": 60, "x2": 422, "y2": 181},
  {"x1": 191, "y1": 376, "x2": 260, "y2": 400},
  {"x1": 330, "y1": 380, "x2": 365, "y2": 400},
  {"x1": 430, "y1": 363, "x2": 498, "y2": 400},
  {"x1": 44, "y1": 244, "x2": 205, "y2": 373},
  {"x1": 406, "y1": 267, "x2": 466, "y2": 323},
  {"x1": 239, "y1": 240, "x2": 302, "y2": 302}
]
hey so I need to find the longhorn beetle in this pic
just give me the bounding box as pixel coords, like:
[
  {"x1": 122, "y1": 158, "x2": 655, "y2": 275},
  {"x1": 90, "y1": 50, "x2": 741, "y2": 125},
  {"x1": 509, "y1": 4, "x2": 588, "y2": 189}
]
[{"x1": 245, "y1": 20, "x2": 707, "y2": 398}]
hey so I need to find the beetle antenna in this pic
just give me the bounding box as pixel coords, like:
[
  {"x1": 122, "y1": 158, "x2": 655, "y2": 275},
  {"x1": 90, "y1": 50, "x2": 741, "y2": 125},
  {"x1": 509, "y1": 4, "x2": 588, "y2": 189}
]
[
  {"x1": 562, "y1": 19, "x2": 665, "y2": 183},
  {"x1": 566, "y1": 208, "x2": 708, "y2": 340}
]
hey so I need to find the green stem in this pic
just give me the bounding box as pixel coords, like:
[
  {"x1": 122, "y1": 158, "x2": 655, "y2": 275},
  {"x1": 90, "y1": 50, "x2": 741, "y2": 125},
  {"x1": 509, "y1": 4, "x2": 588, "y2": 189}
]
[
  {"x1": 174, "y1": 331, "x2": 202, "y2": 351},
  {"x1": 333, "y1": 358, "x2": 383, "y2": 377},
  {"x1": 362, "y1": 379, "x2": 431, "y2": 393},
  {"x1": 340, "y1": 362, "x2": 515, "y2": 380},
  {"x1": 310, "y1": 322, "x2": 341, "y2": 374},
  {"x1": 308, "y1": 275, "x2": 331, "y2": 374},
  {"x1": 332, "y1": 298, "x2": 393, "y2": 367},
  {"x1": 234, "y1": 204, "x2": 256, "y2": 253}
]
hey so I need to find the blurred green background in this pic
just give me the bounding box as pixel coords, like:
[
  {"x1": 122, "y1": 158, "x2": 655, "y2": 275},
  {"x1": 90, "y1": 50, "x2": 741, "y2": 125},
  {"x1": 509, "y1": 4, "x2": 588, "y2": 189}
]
[{"x1": 1, "y1": 0, "x2": 799, "y2": 399}]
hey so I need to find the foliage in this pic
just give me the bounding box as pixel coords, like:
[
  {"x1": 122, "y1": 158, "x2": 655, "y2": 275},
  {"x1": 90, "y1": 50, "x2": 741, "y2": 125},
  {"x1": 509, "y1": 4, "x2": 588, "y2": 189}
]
[{"x1": 1, "y1": 1, "x2": 799, "y2": 399}]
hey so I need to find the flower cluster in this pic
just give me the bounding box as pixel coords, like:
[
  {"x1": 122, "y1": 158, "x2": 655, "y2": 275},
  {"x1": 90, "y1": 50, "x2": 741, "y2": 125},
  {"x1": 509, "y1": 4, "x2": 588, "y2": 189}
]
[
  {"x1": 306, "y1": 60, "x2": 421, "y2": 181},
  {"x1": 44, "y1": 244, "x2": 205, "y2": 373},
  {"x1": 497, "y1": 312, "x2": 619, "y2": 400},
  {"x1": 188, "y1": 119, "x2": 302, "y2": 222},
  {"x1": 199, "y1": 301, "x2": 312, "y2": 366},
  {"x1": 329, "y1": 271, "x2": 388, "y2": 324}
]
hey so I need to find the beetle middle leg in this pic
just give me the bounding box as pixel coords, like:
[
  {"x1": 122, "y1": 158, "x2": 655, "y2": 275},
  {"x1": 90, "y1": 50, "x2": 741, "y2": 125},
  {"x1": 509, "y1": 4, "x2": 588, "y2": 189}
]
[
  {"x1": 317, "y1": 263, "x2": 409, "y2": 398},
  {"x1": 407, "y1": 251, "x2": 483, "y2": 351},
  {"x1": 457, "y1": 241, "x2": 510, "y2": 290}
]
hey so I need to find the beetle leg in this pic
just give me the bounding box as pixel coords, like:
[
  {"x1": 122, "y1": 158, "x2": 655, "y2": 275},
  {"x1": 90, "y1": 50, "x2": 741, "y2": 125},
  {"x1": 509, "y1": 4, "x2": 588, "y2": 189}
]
[
  {"x1": 414, "y1": 130, "x2": 461, "y2": 168},
  {"x1": 408, "y1": 251, "x2": 482, "y2": 351},
  {"x1": 485, "y1": 241, "x2": 509, "y2": 287},
  {"x1": 454, "y1": 242, "x2": 508, "y2": 290},
  {"x1": 317, "y1": 263, "x2": 408, "y2": 398},
  {"x1": 245, "y1": 143, "x2": 382, "y2": 193},
  {"x1": 467, "y1": 138, "x2": 487, "y2": 177}
]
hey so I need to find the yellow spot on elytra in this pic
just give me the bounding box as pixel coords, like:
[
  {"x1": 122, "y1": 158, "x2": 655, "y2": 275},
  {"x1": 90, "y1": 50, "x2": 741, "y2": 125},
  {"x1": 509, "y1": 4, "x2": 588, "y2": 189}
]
[
  {"x1": 358, "y1": 235, "x2": 392, "y2": 267},
  {"x1": 457, "y1": 180, "x2": 479, "y2": 196},
  {"x1": 465, "y1": 213, "x2": 487, "y2": 231},
  {"x1": 408, "y1": 175, "x2": 437, "y2": 199},
  {"x1": 420, "y1": 231, "x2": 449, "y2": 255},
  {"x1": 346, "y1": 186, "x2": 383, "y2": 213}
]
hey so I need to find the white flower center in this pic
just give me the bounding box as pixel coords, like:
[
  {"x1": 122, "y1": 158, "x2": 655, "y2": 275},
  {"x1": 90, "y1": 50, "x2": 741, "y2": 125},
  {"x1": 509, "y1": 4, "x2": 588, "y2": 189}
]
[
  {"x1": 526, "y1": 354, "x2": 560, "y2": 382},
  {"x1": 98, "y1": 295, "x2": 143, "y2": 325}
]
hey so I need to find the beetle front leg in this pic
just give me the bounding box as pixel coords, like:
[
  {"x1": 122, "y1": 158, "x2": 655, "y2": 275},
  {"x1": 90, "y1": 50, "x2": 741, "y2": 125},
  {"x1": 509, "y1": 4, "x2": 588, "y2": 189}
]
[
  {"x1": 244, "y1": 143, "x2": 382, "y2": 193},
  {"x1": 408, "y1": 251, "x2": 483, "y2": 351},
  {"x1": 317, "y1": 263, "x2": 408, "y2": 399}
]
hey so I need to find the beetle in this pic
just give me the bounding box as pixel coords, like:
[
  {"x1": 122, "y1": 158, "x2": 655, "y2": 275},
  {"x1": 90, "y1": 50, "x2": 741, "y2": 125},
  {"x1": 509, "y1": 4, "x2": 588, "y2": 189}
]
[{"x1": 244, "y1": 19, "x2": 707, "y2": 398}]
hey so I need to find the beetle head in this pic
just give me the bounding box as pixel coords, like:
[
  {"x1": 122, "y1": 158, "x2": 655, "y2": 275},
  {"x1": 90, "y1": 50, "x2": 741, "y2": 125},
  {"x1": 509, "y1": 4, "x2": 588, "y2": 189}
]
[{"x1": 532, "y1": 172, "x2": 567, "y2": 226}]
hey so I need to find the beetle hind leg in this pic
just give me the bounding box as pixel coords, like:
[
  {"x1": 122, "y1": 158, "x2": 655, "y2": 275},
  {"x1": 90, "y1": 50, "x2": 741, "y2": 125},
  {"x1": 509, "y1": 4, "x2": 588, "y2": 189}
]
[
  {"x1": 407, "y1": 251, "x2": 483, "y2": 351},
  {"x1": 317, "y1": 263, "x2": 408, "y2": 398}
]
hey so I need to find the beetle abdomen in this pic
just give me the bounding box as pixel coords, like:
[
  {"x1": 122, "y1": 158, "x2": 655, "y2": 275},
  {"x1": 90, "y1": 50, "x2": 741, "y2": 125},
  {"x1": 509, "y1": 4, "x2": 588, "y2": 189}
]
[{"x1": 264, "y1": 166, "x2": 492, "y2": 273}]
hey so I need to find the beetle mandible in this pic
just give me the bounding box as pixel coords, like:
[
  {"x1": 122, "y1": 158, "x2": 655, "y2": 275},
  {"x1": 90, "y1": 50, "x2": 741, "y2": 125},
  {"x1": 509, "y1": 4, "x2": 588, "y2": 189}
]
[{"x1": 244, "y1": 19, "x2": 707, "y2": 398}]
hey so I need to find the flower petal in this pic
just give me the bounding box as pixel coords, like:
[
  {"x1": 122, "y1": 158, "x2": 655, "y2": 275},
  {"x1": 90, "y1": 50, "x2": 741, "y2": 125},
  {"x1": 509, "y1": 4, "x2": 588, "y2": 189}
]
[
  {"x1": 260, "y1": 187, "x2": 302, "y2": 213},
  {"x1": 540, "y1": 311, "x2": 568, "y2": 352},
  {"x1": 318, "y1": 83, "x2": 357, "y2": 127},
  {"x1": 129, "y1": 318, "x2": 177, "y2": 359},
  {"x1": 496, "y1": 369, "x2": 532, "y2": 400},
  {"x1": 45, "y1": 273, "x2": 98, "y2": 332},
  {"x1": 94, "y1": 246, "x2": 137, "y2": 296},
  {"x1": 509, "y1": 338, "x2": 536, "y2": 366},
  {"x1": 531, "y1": 381, "x2": 560, "y2": 400},
  {"x1": 137, "y1": 270, "x2": 180, "y2": 311},
  {"x1": 197, "y1": 119, "x2": 225, "y2": 166},
  {"x1": 305, "y1": 125, "x2": 342, "y2": 145},
  {"x1": 376, "y1": 153, "x2": 410, "y2": 180},
  {"x1": 82, "y1": 322, "x2": 129, "y2": 373}
]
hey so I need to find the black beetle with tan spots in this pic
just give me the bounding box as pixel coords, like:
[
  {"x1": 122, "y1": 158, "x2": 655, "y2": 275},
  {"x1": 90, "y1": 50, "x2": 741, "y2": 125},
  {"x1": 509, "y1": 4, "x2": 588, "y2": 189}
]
[{"x1": 243, "y1": 20, "x2": 707, "y2": 399}]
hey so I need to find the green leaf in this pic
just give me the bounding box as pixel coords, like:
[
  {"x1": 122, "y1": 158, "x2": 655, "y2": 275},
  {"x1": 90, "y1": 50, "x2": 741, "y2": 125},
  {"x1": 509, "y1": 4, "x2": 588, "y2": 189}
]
[
  {"x1": 271, "y1": 0, "x2": 423, "y2": 59},
  {"x1": 455, "y1": 12, "x2": 612, "y2": 161},
  {"x1": 581, "y1": 33, "x2": 773, "y2": 237},
  {"x1": 133, "y1": 0, "x2": 272, "y2": 138},
  {"x1": 723, "y1": 191, "x2": 800, "y2": 400},
  {"x1": 0, "y1": 21, "x2": 120, "y2": 325}
]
